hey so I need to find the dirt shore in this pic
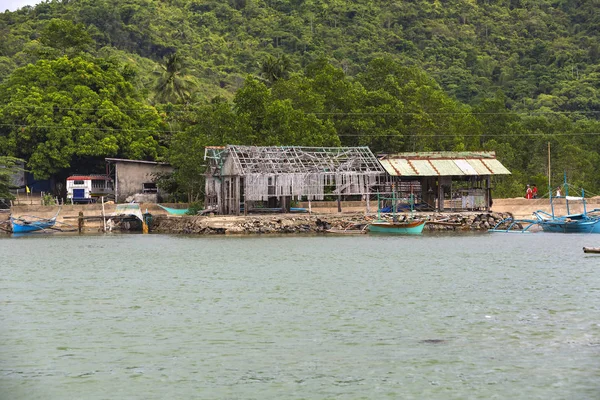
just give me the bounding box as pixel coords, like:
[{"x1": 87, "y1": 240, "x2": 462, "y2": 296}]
[{"x1": 5, "y1": 197, "x2": 597, "y2": 234}]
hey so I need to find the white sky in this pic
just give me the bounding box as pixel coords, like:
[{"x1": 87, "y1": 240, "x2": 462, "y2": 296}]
[{"x1": 2, "y1": 0, "x2": 42, "y2": 12}]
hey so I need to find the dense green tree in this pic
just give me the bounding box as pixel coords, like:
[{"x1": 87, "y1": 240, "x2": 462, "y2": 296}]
[
  {"x1": 0, "y1": 56, "x2": 165, "y2": 178},
  {"x1": 0, "y1": 156, "x2": 23, "y2": 200},
  {"x1": 39, "y1": 19, "x2": 94, "y2": 57},
  {"x1": 2, "y1": 0, "x2": 600, "y2": 196}
]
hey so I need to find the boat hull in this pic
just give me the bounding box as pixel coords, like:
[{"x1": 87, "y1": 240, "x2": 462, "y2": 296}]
[
  {"x1": 583, "y1": 247, "x2": 600, "y2": 254},
  {"x1": 539, "y1": 217, "x2": 600, "y2": 234},
  {"x1": 368, "y1": 220, "x2": 426, "y2": 234},
  {"x1": 10, "y1": 218, "x2": 56, "y2": 233}
]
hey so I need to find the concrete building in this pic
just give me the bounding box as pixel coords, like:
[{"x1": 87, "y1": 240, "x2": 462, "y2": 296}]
[{"x1": 105, "y1": 158, "x2": 173, "y2": 203}]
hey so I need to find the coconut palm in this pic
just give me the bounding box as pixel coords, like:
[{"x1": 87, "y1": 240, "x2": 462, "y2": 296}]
[
  {"x1": 259, "y1": 54, "x2": 291, "y2": 85},
  {"x1": 153, "y1": 53, "x2": 195, "y2": 104}
]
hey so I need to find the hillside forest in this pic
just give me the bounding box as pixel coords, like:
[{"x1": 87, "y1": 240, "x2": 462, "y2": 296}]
[{"x1": 2, "y1": 0, "x2": 600, "y2": 200}]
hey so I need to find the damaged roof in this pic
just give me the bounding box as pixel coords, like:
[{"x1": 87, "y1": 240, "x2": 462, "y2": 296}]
[
  {"x1": 378, "y1": 151, "x2": 511, "y2": 177},
  {"x1": 212, "y1": 145, "x2": 386, "y2": 175}
]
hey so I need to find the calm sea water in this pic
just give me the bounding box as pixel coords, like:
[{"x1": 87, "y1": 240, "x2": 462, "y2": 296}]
[{"x1": 1, "y1": 232, "x2": 599, "y2": 399}]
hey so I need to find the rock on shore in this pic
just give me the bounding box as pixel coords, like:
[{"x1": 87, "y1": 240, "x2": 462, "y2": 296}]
[{"x1": 150, "y1": 212, "x2": 513, "y2": 235}]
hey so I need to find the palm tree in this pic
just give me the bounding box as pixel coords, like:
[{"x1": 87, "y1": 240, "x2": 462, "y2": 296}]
[
  {"x1": 153, "y1": 53, "x2": 195, "y2": 104},
  {"x1": 259, "y1": 54, "x2": 291, "y2": 85}
]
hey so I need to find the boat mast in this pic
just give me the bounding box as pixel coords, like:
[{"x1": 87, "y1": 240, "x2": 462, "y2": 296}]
[
  {"x1": 548, "y1": 142, "x2": 555, "y2": 218},
  {"x1": 547, "y1": 142, "x2": 551, "y2": 194},
  {"x1": 564, "y1": 171, "x2": 570, "y2": 215}
]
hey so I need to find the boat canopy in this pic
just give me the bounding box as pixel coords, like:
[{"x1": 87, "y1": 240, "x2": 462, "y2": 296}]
[{"x1": 564, "y1": 196, "x2": 584, "y2": 201}]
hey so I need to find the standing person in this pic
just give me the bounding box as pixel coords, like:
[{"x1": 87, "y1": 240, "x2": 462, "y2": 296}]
[
  {"x1": 532, "y1": 184, "x2": 538, "y2": 199},
  {"x1": 526, "y1": 184, "x2": 533, "y2": 199},
  {"x1": 556, "y1": 186, "x2": 562, "y2": 197}
]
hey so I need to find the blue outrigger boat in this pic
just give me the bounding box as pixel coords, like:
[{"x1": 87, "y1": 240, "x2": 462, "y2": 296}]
[
  {"x1": 11, "y1": 215, "x2": 57, "y2": 233},
  {"x1": 490, "y1": 174, "x2": 600, "y2": 233},
  {"x1": 10, "y1": 208, "x2": 60, "y2": 233},
  {"x1": 534, "y1": 173, "x2": 600, "y2": 233},
  {"x1": 532, "y1": 194, "x2": 600, "y2": 234}
]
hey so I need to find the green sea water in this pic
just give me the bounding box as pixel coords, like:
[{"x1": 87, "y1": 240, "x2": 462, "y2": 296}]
[{"x1": 1, "y1": 232, "x2": 599, "y2": 399}]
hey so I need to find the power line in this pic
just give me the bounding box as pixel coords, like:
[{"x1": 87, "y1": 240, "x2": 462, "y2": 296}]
[
  {"x1": 2, "y1": 104, "x2": 600, "y2": 116},
  {"x1": 0, "y1": 105, "x2": 191, "y2": 114},
  {"x1": 3, "y1": 123, "x2": 600, "y2": 137},
  {"x1": 0, "y1": 123, "x2": 178, "y2": 134}
]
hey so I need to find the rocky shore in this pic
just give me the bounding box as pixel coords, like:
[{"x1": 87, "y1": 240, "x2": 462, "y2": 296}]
[{"x1": 150, "y1": 212, "x2": 513, "y2": 235}]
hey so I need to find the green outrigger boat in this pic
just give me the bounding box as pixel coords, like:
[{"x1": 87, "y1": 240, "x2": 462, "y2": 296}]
[
  {"x1": 369, "y1": 193, "x2": 426, "y2": 235},
  {"x1": 369, "y1": 219, "x2": 426, "y2": 234}
]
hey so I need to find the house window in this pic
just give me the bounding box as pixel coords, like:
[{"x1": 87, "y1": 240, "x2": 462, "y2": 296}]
[
  {"x1": 74, "y1": 180, "x2": 85, "y2": 185},
  {"x1": 142, "y1": 182, "x2": 158, "y2": 193}
]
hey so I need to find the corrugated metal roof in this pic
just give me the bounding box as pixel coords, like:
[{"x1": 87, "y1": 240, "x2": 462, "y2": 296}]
[
  {"x1": 481, "y1": 159, "x2": 511, "y2": 175},
  {"x1": 67, "y1": 175, "x2": 111, "y2": 181},
  {"x1": 456, "y1": 160, "x2": 480, "y2": 175},
  {"x1": 431, "y1": 159, "x2": 465, "y2": 176},
  {"x1": 379, "y1": 152, "x2": 511, "y2": 177},
  {"x1": 379, "y1": 159, "x2": 412, "y2": 176},
  {"x1": 105, "y1": 158, "x2": 170, "y2": 165},
  {"x1": 380, "y1": 151, "x2": 498, "y2": 159},
  {"x1": 410, "y1": 160, "x2": 439, "y2": 176}
]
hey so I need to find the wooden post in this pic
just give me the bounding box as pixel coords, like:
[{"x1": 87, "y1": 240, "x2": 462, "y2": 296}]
[
  {"x1": 236, "y1": 178, "x2": 240, "y2": 215},
  {"x1": 101, "y1": 196, "x2": 107, "y2": 232},
  {"x1": 308, "y1": 200, "x2": 312, "y2": 214},
  {"x1": 437, "y1": 178, "x2": 444, "y2": 211},
  {"x1": 337, "y1": 195, "x2": 342, "y2": 213},
  {"x1": 78, "y1": 211, "x2": 84, "y2": 233},
  {"x1": 486, "y1": 176, "x2": 492, "y2": 211}
]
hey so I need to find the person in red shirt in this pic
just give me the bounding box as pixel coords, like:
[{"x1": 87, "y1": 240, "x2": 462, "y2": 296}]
[
  {"x1": 526, "y1": 184, "x2": 533, "y2": 199},
  {"x1": 532, "y1": 184, "x2": 538, "y2": 199}
]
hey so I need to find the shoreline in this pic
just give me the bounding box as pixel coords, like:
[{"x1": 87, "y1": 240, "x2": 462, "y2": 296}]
[
  {"x1": 8, "y1": 195, "x2": 597, "y2": 234},
  {"x1": 2, "y1": 209, "x2": 512, "y2": 235},
  {"x1": 149, "y1": 212, "x2": 513, "y2": 235}
]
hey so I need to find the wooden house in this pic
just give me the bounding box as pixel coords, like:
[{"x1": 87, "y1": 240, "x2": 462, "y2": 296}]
[{"x1": 204, "y1": 146, "x2": 390, "y2": 215}]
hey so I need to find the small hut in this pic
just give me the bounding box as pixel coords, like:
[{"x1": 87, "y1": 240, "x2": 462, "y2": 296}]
[
  {"x1": 105, "y1": 158, "x2": 173, "y2": 203},
  {"x1": 204, "y1": 145, "x2": 390, "y2": 215},
  {"x1": 378, "y1": 151, "x2": 511, "y2": 211}
]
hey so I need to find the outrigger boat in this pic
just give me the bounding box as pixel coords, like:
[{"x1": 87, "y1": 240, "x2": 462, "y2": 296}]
[
  {"x1": 490, "y1": 174, "x2": 600, "y2": 233},
  {"x1": 369, "y1": 193, "x2": 426, "y2": 235},
  {"x1": 157, "y1": 204, "x2": 189, "y2": 215},
  {"x1": 10, "y1": 208, "x2": 60, "y2": 233},
  {"x1": 488, "y1": 216, "x2": 539, "y2": 233},
  {"x1": 369, "y1": 218, "x2": 426, "y2": 234},
  {"x1": 583, "y1": 247, "x2": 600, "y2": 254},
  {"x1": 325, "y1": 223, "x2": 369, "y2": 234},
  {"x1": 532, "y1": 174, "x2": 600, "y2": 233}
]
